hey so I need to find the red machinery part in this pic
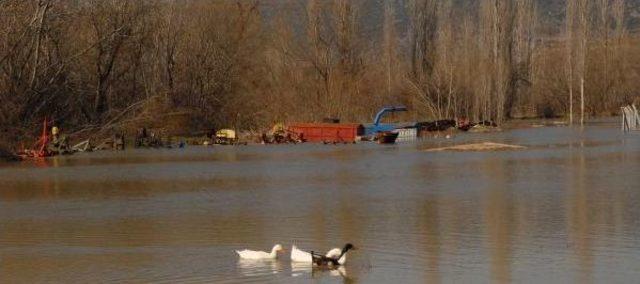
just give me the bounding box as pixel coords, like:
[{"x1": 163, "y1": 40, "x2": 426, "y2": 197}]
[{"x1": 288, "y1": 123, "x2": 364, "y2": 143}]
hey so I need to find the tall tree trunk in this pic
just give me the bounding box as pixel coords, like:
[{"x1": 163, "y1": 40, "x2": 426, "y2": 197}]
[
  {"x1": 29, "y1": 1, "x2": 50, "y2": 91},
  {"x1": 580, "y1": 77, "x2": 585, "y2": 126}
]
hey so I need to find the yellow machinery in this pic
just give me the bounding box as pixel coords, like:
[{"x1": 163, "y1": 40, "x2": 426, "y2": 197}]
[
  {"x1": 215, "y1": 129, "x2": 238, "y2": 145},
  {"x1": 270, "y1": 123, "x2": 285, "y2": 135}
]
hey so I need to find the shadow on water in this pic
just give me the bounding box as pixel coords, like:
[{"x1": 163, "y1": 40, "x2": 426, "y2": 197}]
[{"x1": 1, "y1": 122, "x2": 640, "y2": 283}]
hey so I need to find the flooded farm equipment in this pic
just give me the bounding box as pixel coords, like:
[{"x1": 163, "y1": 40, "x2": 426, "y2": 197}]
[
  {"x1": 364, "y1": 106, "x2": 409, "y2": 136},
  {"x1": 287, "y1": 123, "x2": 362, "y2": 144},
  {"x1": 134, "y1": 128, "x2": 165, "y2": 148},
  {"x1": 214, "y1": 129, "x2": 246, "y2": 145},
  {"x1": 17, "y1": 118, "x2": 72, "y2": 158},
  {"x1": 375, "y1": 131, "x2": 399, "y2": 144},
  {"x1": 261, "y1": 123, "x2": 305, "y2": 144}
]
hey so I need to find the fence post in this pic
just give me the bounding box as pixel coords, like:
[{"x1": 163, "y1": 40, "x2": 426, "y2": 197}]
[
  {"x1": 622, "y1": 107, "x2": 626, "y2": 132},
  {"x1": 625, "y1": 106, "x2": 634, "y2": 131},
  {"x1": 633, "y1": 105, "x2": 640, "y2": 128}
]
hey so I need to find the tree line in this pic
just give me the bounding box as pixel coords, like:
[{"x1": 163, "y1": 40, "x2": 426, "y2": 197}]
[{"x1": 1, "y1": 0, "x2": 638, "y2": 144}]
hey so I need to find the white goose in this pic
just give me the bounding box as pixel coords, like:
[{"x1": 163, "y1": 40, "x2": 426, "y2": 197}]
[{"x1": 236, "y1": 244, "x2": 285, "y2": 260}]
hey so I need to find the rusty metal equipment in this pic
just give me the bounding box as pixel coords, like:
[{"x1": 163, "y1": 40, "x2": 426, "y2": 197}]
[{"x1": 288, "y1": 123, "x2": 364, "y2": 143}]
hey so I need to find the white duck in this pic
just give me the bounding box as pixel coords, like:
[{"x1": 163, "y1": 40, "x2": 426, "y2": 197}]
[
  {"x1": 291, "y1": 245, "x2": 313, "y2": 262},
  {"x1": 236, "y1": 244, "x2": 285, "y2": 260}
]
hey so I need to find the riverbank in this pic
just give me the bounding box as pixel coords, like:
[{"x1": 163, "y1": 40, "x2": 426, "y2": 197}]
[{"x1": 0, "y1": 116, "x2": 630, "y2": 163}]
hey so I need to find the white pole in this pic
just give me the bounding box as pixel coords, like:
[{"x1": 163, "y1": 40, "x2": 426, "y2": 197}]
[
  {"x1": 624, "y1": 106, "x2": 633, "y2": 131},
  {"x1": 580, "y1": 78, "x2": 585, "y2": 127},
  {"x1": 632, "y1": 104, "x2": 640, "y2": 129}
]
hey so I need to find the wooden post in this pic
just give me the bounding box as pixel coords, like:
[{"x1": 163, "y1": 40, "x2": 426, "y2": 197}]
[
  {"x1": 633, "y1": 104, "x2": 640, "y2": 128},
  {"x1": 633, "y1": 110, "x2": 636, "y2": 131},
  {"x1": 624, "y1": 107, "x2": 630, "y2": 132},
  {"x1": 580, "y1": 78, "x2": 585, "y2": 127},
  {"x1": 624, "y1": 107, "x2": 631, "y2": 131},
  {"x1": 620, "y1": 107, "x2": 627, "y2": 132},
  {"x1": 569, "y1": 86, "x2": 573, "y2": 126}
]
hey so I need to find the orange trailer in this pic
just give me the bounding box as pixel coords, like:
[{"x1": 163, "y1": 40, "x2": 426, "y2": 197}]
[{"x1": 288, "y1": 123, "x2": 364, "y2": 143}]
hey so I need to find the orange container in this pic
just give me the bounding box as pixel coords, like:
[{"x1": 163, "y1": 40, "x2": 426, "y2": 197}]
[{"x1": 288, "y1": 123, "x2": 364, "y2": 143}]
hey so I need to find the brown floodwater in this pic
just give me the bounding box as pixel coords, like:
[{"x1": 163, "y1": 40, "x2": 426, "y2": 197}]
[{"x1": 1, "y1": 121, "x2": 639, "y2": 283}]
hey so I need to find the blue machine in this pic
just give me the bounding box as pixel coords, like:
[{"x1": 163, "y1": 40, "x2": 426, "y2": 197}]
[{"x1": 364, "y1": 106, "x2": 408, "y2": 136}]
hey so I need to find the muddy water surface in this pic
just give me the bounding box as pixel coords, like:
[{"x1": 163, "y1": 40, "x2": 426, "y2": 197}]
[{"x1": 1, "y1": 122, "x2": 639, "y2": 283}]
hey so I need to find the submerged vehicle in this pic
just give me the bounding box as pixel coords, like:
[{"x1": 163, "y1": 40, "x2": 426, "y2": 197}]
[
  {"x1": 364, "y1": 106, "x2": 408, "y2": 136},
  {"x1": 375, "y1": 131, "x2": 399, "y2": 144},
  {"x1": 17, "y1": 118, "x2": 72, "y2": 158},
  {"x1": 361, "y1": 106, "x2": 412, "y2": 143},
  {"x1": 213, "y1": 129, "x2": 247, "y2": 145},
  {"x1": 215, "y1": 129, "x2": 239, "y2": 145}
]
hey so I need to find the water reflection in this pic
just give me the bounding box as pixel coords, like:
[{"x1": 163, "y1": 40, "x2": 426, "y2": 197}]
[
  {"x1": 482, "y1": 157, "x2": 515, "y2": 284},
  {"x1": 567, "y1": 146, "x2": 593, "y2": 283},
  {"x1": 295, "y1": 264, "x2": 353, "y2": 283},
  {"x1": 329, "y1": 266, "x2": 348, "y2": 278},
  {"x1": 290, "y1": 261, "x2": 312, "y2": 277},
  {"x1": 237, "y1": 259, "x2": 282, "y2": 277},
  {"x1": 418, "y1": 193, "x2": 442, "y2": 283},
  {"x1": 314, "y1": 266, "x2": 354, "y2": 283}
]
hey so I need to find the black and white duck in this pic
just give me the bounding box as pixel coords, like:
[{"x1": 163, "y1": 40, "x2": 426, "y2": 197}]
[{"x1": 291, "y1": 243, "x2": 355, "y2": 266}]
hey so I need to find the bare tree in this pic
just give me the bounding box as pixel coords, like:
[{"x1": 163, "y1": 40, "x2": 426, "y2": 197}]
[
  {"x1": 1, "y1": 0, "x2": 639, "y2": 147},
  {"x1": 383, "y1": 1, "x2": 398, "y2": 98},
  {"x1": 566, "y1": 0, "x2": 575, "y2": 125},
  {"x1": 576, "y1": 0, "x2": 588, "y2": 127}
]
